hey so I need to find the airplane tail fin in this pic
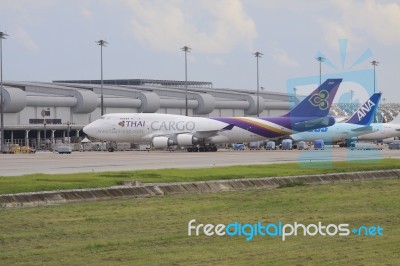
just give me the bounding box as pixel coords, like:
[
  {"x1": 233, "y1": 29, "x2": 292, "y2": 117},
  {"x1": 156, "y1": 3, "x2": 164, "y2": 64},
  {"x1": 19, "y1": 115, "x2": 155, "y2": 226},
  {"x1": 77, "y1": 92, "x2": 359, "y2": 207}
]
[
  {"x1": 283, "y1": 79, "x2": 342, "y2": 118},
  {"x1": 346, "y1": 92, "x2": 382, "y2": 125}
]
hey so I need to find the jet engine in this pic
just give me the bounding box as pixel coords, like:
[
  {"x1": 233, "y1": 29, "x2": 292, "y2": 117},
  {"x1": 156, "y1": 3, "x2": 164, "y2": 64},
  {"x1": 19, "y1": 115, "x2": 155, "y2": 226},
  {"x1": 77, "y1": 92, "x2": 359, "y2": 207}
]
[
  {"x1": 152, "y1": 137, "x2": 175, "y2": 148},
  {"x1": 176, "y1": 134, "x2": 200, "y2": 146}
]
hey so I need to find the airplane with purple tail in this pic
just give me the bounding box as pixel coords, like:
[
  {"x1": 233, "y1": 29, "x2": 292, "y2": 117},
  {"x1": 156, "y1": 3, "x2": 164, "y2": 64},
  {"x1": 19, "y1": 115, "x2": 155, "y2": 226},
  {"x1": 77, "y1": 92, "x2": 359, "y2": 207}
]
[{"x1": 83, "y1": 79, "x2": 342, "y2": 152}]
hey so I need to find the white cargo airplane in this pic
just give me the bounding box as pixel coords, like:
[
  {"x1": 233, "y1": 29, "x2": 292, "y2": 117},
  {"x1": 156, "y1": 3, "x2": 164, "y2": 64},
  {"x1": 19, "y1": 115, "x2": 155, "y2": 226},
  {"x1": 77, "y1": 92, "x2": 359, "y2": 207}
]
[
  {"x1": 356, "y1": 113, "x2": 400, "y2": 143},
  {"x1": 83, "y1": 79, "x2": 342, "y2": 152},
  {"x1": 291, "y1": 92, "x2": 382, "y2": 143}
]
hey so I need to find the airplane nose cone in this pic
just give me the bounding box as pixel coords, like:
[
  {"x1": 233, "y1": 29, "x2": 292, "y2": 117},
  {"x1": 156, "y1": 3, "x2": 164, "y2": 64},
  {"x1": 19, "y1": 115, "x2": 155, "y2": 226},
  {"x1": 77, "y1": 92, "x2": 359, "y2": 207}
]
[{"x1": 83, "y1": 123, "x2": 96, "y2": 137}]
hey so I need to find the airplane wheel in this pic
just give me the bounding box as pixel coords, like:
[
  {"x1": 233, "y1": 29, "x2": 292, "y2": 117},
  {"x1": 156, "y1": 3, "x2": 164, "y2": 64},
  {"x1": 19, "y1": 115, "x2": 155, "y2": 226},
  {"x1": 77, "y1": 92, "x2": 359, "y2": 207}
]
[
  {"x1": 187, "y1": 147, "x2": 193, "y2": 152},
  {"x1": 212, "y1": 146, "x2": 217, "y2": 152},
  {"x1": 199, "y1": 147, "x2": 205, "y2": 152},
  {"x1": 193, "y1": 147, "x2": 199, "y2": 152}
]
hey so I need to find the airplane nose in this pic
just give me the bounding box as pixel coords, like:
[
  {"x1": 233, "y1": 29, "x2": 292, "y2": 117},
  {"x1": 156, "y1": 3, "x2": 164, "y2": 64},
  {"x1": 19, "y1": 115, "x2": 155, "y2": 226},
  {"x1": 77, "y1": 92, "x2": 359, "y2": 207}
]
[{"x1": 83, "y1": 123, "x2": 96, "y2": 137}]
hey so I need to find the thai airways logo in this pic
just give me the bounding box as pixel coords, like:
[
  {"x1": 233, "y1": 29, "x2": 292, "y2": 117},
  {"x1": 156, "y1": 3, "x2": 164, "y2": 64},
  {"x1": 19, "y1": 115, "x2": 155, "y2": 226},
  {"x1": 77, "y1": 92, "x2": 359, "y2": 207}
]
[
  {"x1": 357, "y1": 99, "x2": 375, "y2": 121},
  {"x1": 118, "y1": 121, "x2": 125, "y2": 127},
  {"x1": 308, "y1": 89, "x2": 329, "y2": 110}
]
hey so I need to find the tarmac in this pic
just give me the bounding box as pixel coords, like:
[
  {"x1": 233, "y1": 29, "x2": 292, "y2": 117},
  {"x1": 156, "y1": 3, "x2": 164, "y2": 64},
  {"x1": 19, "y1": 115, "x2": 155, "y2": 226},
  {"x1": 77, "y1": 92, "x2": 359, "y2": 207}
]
[{"x1": 1, "y1": 148, "x2": 399, "y2": 176}]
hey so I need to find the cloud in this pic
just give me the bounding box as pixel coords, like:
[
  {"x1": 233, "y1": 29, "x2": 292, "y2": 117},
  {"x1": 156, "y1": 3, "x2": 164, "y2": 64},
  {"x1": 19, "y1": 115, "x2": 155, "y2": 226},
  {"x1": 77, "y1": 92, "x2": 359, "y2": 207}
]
[
  {"x1": 208, "y1": 57, "x2": 226, "y2": 66},
  {"x1": 124, "y1": 0, "x2": 256, "y2": 53},
  {"x1": 14, "y1": 26, "x2": 37, "y2": 50},
  {"x1": 324, "y1": 0, "x2": 400, "y2": 46},
  {"x1": 80, "y1": 8, "x2": 93, "y2": 19},
  {"x1": 271, "y1": 48, "x2": 300, "y2": 68},
  {"x1": 318, "y1": 20, "x2": 359, "y2": 51}
]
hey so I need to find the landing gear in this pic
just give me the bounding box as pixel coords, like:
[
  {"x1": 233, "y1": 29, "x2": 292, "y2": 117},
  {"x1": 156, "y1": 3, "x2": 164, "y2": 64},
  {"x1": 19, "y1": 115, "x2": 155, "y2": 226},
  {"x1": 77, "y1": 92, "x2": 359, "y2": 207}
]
[
  {"x1": 187, "y1": 145, "x2": 217, "y2": 152},
  {"x1": 187, "y1": 147, "x2": 199, "y2": 152},
  {"x1": 106, "y1": 142, "x2": 116, "y2": 152}
]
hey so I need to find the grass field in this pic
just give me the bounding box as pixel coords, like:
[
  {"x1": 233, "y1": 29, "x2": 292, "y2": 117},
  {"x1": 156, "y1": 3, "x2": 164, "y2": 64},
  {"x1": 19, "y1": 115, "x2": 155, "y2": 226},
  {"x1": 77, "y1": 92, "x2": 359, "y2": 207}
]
[
  {"x1": 0, "y1": 178, "x2": 399, "y2": 265},
  {"x1": 0, "y1": 158, "x2": 399, "y2": 194}
]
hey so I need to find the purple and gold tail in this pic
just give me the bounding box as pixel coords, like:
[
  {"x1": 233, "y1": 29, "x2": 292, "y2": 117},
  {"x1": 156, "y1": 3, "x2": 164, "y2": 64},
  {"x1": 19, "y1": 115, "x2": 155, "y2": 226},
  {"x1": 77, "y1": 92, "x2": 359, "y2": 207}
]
[{"x1": 284, "y1": 79, "x2": 342, "y2": 118}]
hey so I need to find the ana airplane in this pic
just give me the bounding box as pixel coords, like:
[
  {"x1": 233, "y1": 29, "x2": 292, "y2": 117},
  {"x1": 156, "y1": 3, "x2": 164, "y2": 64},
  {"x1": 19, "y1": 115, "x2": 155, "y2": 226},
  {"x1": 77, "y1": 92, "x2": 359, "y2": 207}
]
[
  {"x1": 356, "y1": 112, "x2": 400, "y2": 143},
  {"x1": 291, "y1": 92, "x2": 382, "y2": 143},
  {"x1": 83, "y1": 79, "x2": 342, "y2": 152}
]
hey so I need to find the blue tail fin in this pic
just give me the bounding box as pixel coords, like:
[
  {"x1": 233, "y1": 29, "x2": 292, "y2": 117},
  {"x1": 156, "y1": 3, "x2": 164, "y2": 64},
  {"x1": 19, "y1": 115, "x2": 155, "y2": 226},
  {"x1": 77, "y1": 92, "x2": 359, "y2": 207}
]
[
  {"x1": 284, "y1": 79, "x2": 342, "y2": 117},
  {"x1": 346, "y1": 92, "x2": 382, "y2": 125}
]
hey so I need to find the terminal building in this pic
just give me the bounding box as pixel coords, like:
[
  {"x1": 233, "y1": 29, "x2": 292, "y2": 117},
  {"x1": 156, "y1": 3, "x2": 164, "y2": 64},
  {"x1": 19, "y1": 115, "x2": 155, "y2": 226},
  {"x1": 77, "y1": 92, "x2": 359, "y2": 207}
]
[{"x1": 0, "y1": 79, "x2": 298, "y2": 148}]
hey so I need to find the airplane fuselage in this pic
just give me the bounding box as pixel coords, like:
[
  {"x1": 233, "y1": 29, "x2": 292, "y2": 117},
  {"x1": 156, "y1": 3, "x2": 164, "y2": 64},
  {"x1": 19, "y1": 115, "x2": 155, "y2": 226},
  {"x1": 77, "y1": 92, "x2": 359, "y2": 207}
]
[
  {"x1": 83, "y1": 79, "x2": 342, "y2": 150},
  {"x1": 291, "y1": 123, "x2": 375, "y2": 142},
  {"x1": 83, "y1": 113, "x2": 335, "y2": 145},
  {"x1": 357, "y1": 123, "x2": 400, "y2": 141}
]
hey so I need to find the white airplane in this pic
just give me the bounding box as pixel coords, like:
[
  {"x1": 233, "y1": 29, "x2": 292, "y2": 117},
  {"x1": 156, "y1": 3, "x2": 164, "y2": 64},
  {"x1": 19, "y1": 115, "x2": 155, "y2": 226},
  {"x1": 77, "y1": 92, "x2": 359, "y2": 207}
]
[
  {"x1": 291, "y1": 93, "x2": 382, "y2": 144},
  {"x1": 83, "y1": 79, "x2": 342, "y2": 152},
  {"x1": 356, "y1": 112, "x2": 400, "y2": 143}
]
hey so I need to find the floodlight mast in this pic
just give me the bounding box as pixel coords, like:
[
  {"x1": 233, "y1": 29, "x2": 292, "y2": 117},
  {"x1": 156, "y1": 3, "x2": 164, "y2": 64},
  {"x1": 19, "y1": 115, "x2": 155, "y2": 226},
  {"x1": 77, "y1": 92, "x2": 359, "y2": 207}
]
[
  {"x1": 181, "y1": 46, "x2": 191, "y2": 116},
  {"x1": 253, "y1": 51, "x2": 263, "y2": 117},
  {"x1": 316, "y1": 56, "x2": 325, "y2": 86},
  {"x1": 370, "y1": 60, "x2": 379, "y2": 93},
  {"x1": 0, "y1": 31, "x2": 9, "y2": 154},
  {"x1": 96, "y1": 39, "x2": 108, "y2": 116}
]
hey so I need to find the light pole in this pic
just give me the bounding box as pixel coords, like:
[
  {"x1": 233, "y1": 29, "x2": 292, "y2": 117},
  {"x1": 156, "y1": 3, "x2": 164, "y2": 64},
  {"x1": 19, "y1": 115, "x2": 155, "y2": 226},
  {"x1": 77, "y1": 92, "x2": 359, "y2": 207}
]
[
  {"x1": 0, "y1": 31, "x2": 9, "y2": 154},
  {"x1": 316, "y1": 56, "x2": 325, "y2": 85},
  {"x1": 181, "y1": 46, "x2": 191, "y2": 116},
  {"x1": 254, "y1": 51, "x2": 263, "y2": 117},
  {"x1": 96, "y1": 40, "x2": 108, "y2": 116},
  {"x1": 371, "y1": 60, "x2": 379, "y2": 93},
  {"x1": 350, "y1": 89, "x2": 354, "y2": 103}
]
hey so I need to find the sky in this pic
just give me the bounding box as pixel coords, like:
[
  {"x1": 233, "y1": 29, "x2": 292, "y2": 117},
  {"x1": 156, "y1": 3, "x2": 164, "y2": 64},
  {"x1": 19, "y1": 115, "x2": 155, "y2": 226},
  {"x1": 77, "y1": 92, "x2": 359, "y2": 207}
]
[{"x1": 1, "y1": 0, "x2": 400, "y2": 102}]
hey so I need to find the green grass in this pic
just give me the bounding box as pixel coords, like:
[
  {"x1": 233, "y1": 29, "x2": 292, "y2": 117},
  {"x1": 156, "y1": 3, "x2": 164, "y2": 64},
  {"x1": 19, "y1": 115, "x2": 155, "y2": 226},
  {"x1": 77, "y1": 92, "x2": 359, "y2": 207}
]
[
  {"x1": 1, "y1": 158, "x2": 399, "y2": 194},
  {"x1": 0, "y1": 179, "x2": 399, "y2": 265}
]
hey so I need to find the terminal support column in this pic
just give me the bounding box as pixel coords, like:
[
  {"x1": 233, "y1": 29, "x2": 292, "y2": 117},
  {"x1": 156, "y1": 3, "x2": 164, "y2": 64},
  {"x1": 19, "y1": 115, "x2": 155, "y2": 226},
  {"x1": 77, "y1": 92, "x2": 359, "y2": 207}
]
[
  {"x1": 25, "y1": 130, "x2": 30, "y2": 147},
  {"x1": 37, "y1": 131, "x2": 41, "y2": 149},
  {"x1": 51, "y1": 130, "x2": 56, "y2": 145}
]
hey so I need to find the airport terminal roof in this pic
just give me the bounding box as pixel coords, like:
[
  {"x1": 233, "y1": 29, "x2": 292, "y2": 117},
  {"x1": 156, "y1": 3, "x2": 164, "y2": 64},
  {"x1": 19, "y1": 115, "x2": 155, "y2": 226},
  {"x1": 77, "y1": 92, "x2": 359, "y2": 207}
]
[{"x1": 53, "y1": 79, "x2": 213, "y2": 88}]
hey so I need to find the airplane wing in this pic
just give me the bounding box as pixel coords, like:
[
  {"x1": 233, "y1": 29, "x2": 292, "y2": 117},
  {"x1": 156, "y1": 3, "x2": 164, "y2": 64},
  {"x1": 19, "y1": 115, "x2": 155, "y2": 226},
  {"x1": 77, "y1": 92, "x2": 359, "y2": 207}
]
[
  {"x1": 192, "y1": 124, "x2": 235, "y2": 138},
  {"x1": 144, "y1": 124, "x2": 235, "y2": 140},
  {"x1": 351, "y1": 126, "x2": 375, "y2": 132},
  {"x1": 292, "y1": 117, "x2": 334, "y2": 132}
]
